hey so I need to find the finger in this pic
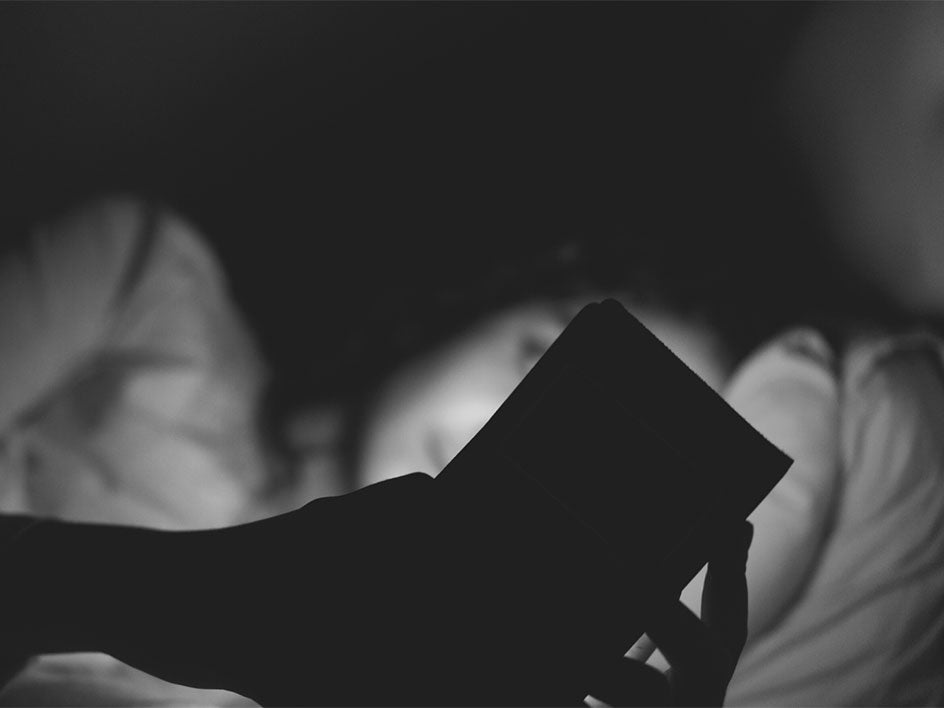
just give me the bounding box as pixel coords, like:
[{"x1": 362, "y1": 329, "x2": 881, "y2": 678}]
[
  {"x1": 701, "y1": 521, "x2": 752, "y2": 662},
  {"x1": 703, "y1": 520, "x2": 752, "y2": 580},
  {"x1": 645, "y1": 600, "x2": 717, "y2": 681},
  {"x1": 646, "y1": 600, "x2": 732, "y2": 706},
  {"x1": 587, "y1": 656, "x2": 670, "y2": 707},
  {"x1": 640, "y1": 524, "x2": 753, "y2": 707}
]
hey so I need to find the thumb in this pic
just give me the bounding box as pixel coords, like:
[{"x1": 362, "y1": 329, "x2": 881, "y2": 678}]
[{"x1": 701, "y1": 521, "x2": 752, "y2": 663}]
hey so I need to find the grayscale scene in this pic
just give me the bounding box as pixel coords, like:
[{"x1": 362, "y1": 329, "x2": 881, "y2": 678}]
[{"x1": 1, "y1": 3, "x2": 943, "y2": 706}]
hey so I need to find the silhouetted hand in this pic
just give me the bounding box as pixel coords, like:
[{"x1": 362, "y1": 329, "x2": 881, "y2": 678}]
[
  {"x1": 16, "y1": 474, "x2": 751, "y2": 707},
  {"x1": 213, "y1": 477, "x2": 752, "y2": 706},
  {"x1": 185, "y1": 471, "x2": 646, "y2": 706},
  {"x1": 586, "y1": 522, "x2": 753, "y2": 706}
]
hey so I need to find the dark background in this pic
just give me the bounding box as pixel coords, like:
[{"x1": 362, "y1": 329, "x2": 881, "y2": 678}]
[{"x1": 0, "y1": 2, "x2": 817, "y2": 399}]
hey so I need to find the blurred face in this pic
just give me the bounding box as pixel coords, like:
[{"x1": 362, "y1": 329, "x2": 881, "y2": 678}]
[{"x1": 357, "y1": 297, "x2": 731, "y2": 488}]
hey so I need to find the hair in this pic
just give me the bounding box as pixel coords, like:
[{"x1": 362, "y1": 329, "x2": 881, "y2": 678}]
[{"x1": 336, "y1": 174, "x2": 893, "y2": 400}]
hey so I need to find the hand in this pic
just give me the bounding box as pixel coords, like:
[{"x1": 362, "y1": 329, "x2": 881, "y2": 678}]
[
  {"x1": 70, "y1": 472, "x2": 749, "y2": 707},
  {"x1": 586, "y1": 521, "x2": 753, "y2": 706},
  {"x1": 208, "y1": 472, "x2": 650, "y2": 706}
]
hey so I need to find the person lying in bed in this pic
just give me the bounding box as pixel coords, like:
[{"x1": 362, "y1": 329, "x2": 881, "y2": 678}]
[
  {"x1": 0, "y1": 474, "x2": 755, "y2": 707},
  {"x1": 6, "y1": 196, "x2": 944, "y2": 706},
  {"x1": 0, "y1": 198, "x2": 755, "y2": 706},
  {"x1": 354, "y1": 252, "x2": 944, "y2": 706}
]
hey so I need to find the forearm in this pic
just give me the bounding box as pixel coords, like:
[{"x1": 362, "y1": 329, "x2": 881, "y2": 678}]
[
  {"x1": 2, "y1": 494, "x2": 359, "y2": 705},
  {"x1": 5, "y1": 518, "x2": 242, "y2": 687}
]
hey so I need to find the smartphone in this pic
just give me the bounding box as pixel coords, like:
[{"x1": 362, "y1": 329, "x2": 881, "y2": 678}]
[{"x1": 433, "y1": 299, "x2": 791, "y2": 703}]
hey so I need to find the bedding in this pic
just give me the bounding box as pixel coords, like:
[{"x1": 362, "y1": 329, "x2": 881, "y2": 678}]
[{"x1": 0, "y1": 199, "x2": 269, "y2": 705}]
